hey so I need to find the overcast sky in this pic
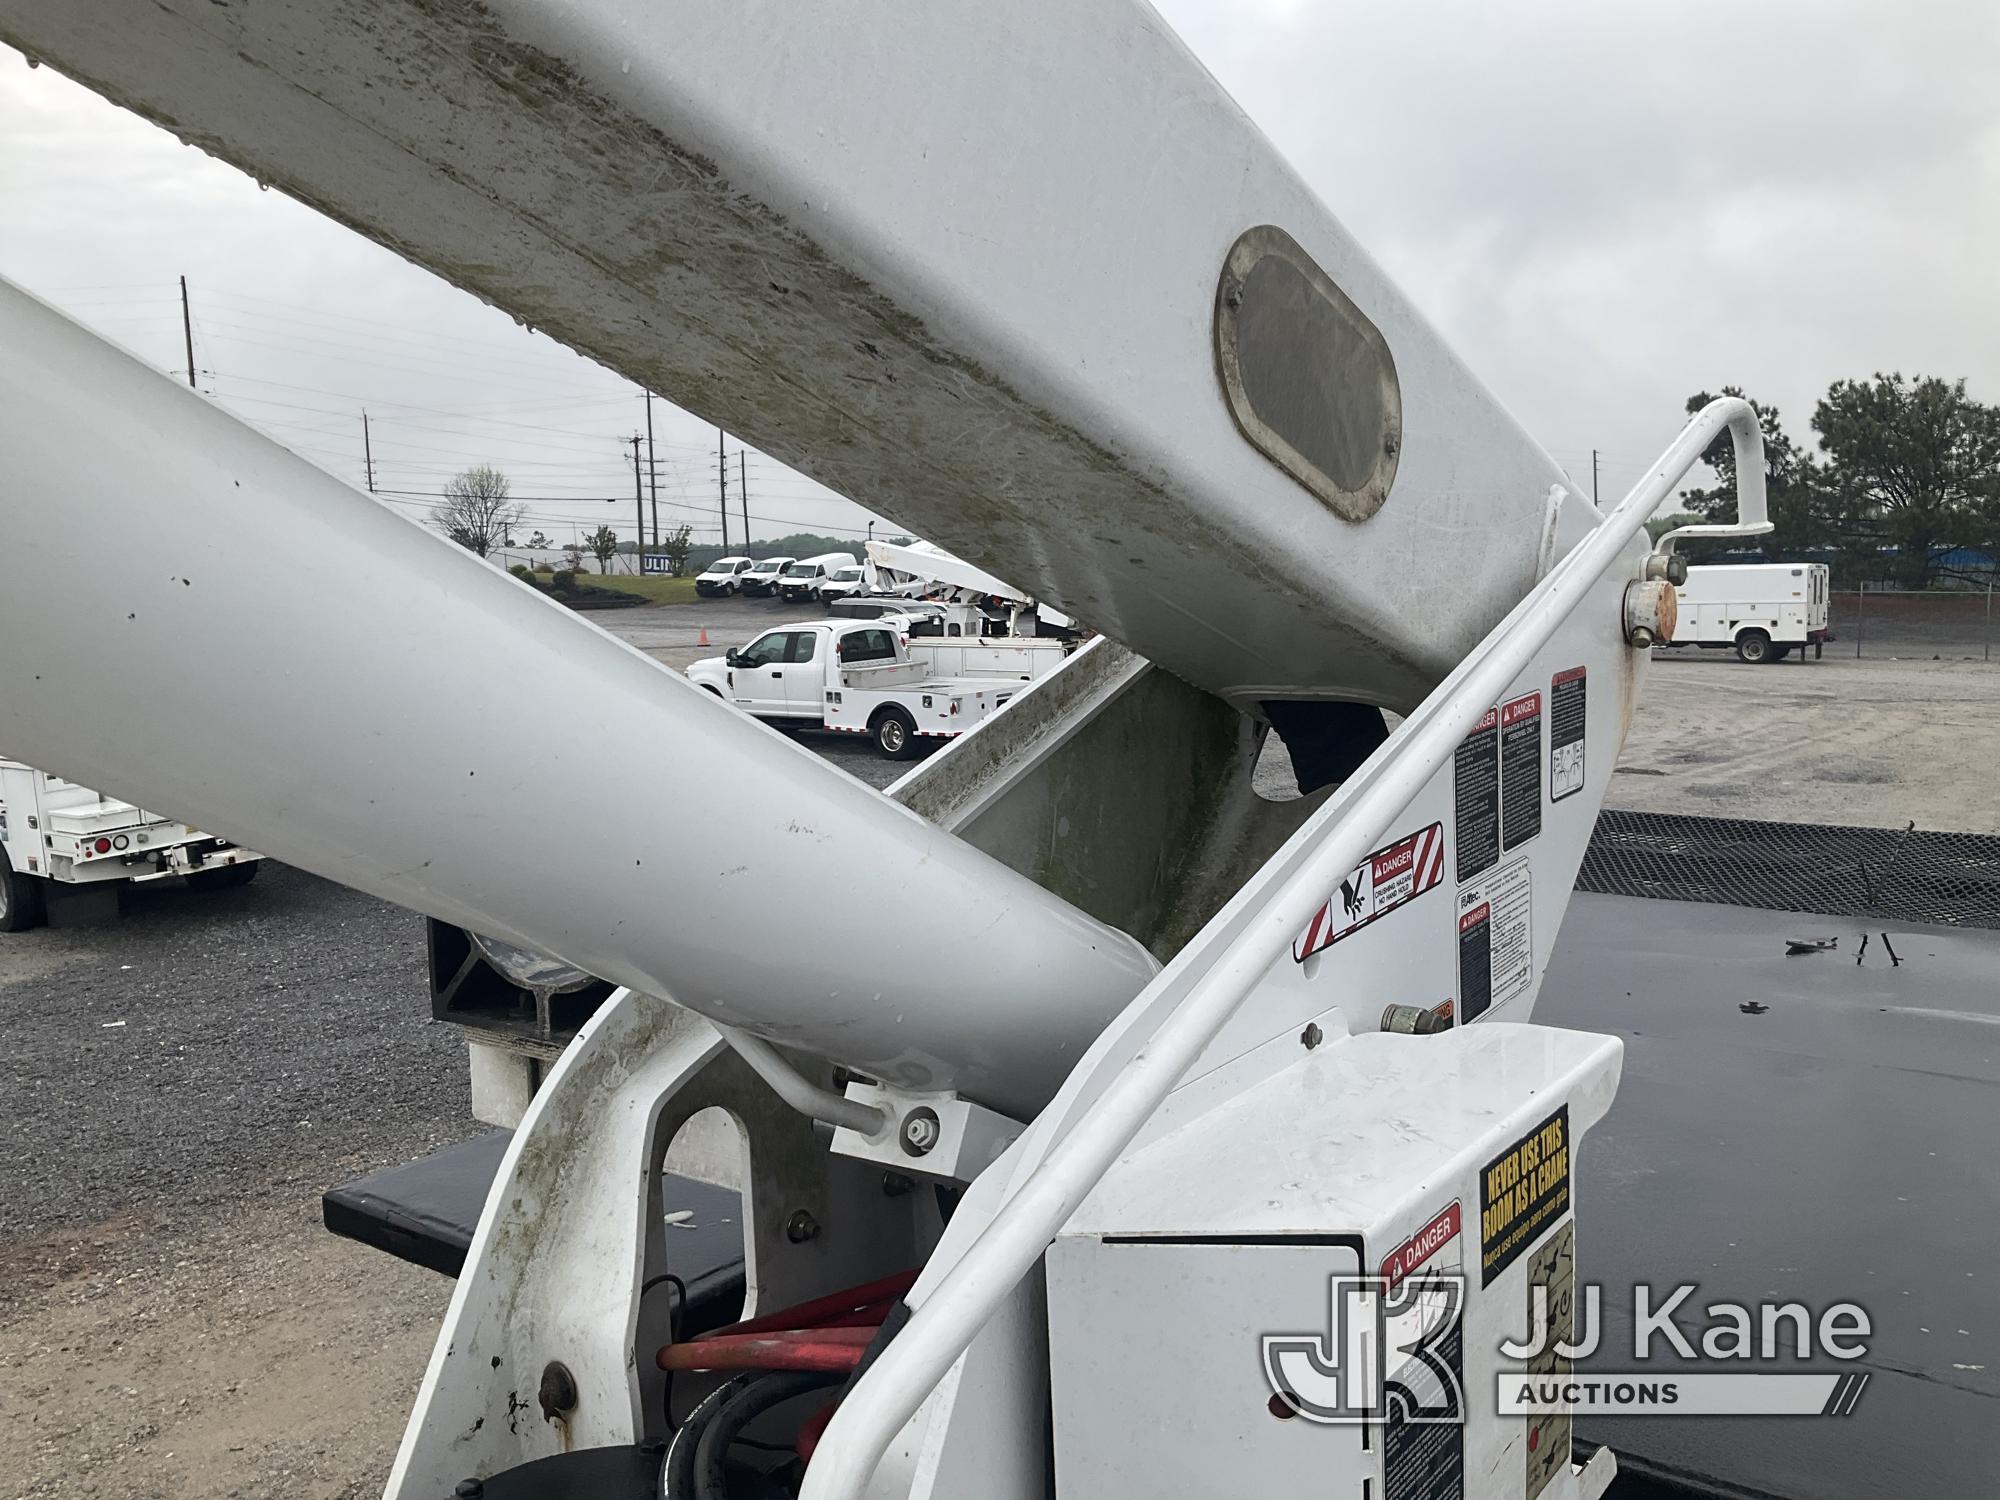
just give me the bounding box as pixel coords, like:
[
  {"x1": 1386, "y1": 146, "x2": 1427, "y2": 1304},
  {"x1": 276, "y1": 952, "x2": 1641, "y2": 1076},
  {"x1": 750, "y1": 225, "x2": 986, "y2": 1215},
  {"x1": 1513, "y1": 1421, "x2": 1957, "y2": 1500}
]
[{"x1": 4, "y1": 1, "x2": 1996, "y2": 539}]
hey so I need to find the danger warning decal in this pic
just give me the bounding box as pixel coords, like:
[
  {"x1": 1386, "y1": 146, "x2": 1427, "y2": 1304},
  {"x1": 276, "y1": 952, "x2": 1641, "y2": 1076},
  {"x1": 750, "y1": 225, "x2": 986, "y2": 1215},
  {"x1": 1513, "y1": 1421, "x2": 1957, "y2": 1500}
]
[
  {"x1": 1480, "y1": 1105, "x2": 1570, "y2": 1287},
  {"x1": 1382, "y1": 1201, "x2": 1462, "y2": 1291},
  {"x1": 1548, "y1": 668, "x2": 1587, "y2": 803},
  {"x1": 1453, "y1": 709, "x2": 1500, "y2": 882},
  {"x1": 1499, "y1": 692, "x2": 1542, "y2": 851},
  {"x1": 1383, "y1": 1202, "x2": 1465, "y2": 1500},
  {"x1": 1295, "y1": 822, "x2": 1446, "y2": 962}
]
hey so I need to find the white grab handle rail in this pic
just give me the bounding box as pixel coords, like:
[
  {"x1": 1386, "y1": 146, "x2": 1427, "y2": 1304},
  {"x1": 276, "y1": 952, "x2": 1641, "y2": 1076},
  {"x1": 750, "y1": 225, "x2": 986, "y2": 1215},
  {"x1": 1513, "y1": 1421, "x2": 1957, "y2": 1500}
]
[{"x1": 800, "y1": 399, "x2": 1769, "y2": 1500}]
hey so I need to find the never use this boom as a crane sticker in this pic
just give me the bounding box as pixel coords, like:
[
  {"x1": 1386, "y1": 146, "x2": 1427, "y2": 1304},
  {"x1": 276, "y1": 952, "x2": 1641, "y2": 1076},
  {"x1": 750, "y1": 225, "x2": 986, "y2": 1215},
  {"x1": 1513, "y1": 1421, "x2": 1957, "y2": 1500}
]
[{"x1": 1295, "y1": 821, "x2": 1445, "y2": 962}]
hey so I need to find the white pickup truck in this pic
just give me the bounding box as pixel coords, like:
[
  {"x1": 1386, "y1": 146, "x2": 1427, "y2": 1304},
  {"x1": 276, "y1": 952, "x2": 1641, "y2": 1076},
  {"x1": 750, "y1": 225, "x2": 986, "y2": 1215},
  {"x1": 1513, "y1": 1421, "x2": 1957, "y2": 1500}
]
[
  {"x1": 686, "y1": 619, "x2": 1021, "y2": 758},
  {"x1": 0, "y1": 756, "x2": 263, "y2": 931}
]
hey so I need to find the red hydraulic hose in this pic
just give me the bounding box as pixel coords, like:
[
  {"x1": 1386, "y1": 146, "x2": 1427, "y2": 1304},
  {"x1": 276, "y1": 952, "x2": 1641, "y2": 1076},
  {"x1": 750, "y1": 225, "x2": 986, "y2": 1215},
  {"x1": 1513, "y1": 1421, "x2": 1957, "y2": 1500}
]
[
  {"x1": 704, "y1": 1269, "x2": 919, "y2": 1338},
  {"x1": 658, "y1": 1326, "x2": 875, "y2": 1374}
]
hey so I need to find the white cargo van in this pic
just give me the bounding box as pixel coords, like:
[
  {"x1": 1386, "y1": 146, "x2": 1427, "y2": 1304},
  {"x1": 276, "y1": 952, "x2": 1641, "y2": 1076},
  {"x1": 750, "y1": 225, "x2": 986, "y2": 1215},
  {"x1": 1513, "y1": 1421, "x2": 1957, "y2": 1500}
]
[
  {"x1": 776, "y1": 552, "x2": 859, "y2": 604},
  {"x1": 1664, "y1": 563, "x2": 1832, "y2": 663}
]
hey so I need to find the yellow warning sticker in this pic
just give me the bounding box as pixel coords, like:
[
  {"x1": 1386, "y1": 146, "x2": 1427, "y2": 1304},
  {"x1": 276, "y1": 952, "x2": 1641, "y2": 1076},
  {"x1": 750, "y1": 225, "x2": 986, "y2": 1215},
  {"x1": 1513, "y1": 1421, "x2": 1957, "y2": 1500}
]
[{"x1": 1479, "y1": 1105, "x2": 1569, "y2": 1286}]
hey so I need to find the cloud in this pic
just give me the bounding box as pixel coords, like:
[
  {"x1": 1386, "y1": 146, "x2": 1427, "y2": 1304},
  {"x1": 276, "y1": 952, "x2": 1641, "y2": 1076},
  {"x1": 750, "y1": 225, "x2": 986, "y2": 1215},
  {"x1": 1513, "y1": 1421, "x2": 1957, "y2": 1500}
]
[
  {"x1": 1155, "y1": 0, "x2": 2000, "y2": 495},
  {"x1": 0, "y1": 55, "x2": 878, "y2": 548},
  {"x1": 6, "y1": 3, "x2": 1998, "y2": 521}
]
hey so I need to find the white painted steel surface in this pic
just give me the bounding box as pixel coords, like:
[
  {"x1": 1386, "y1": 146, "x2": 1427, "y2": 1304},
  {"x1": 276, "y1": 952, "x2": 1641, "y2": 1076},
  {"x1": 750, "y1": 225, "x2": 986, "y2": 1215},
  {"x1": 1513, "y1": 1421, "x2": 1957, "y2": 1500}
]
[
  {"x1": 4, "y1": 0, "x2": 1599, "y2": 713},
  {"x1": 799, "y1": 399, "x2": 1767, "y2": 1500},
  {"x1": 0, "y1": 282, "x2": 1156, "y2": 1119}
]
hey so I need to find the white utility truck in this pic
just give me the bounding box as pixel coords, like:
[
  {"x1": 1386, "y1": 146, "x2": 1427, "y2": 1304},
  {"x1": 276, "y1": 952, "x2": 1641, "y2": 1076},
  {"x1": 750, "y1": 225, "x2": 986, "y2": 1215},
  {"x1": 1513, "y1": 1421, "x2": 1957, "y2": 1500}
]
[
  {"x1": 817, "y1": 564, "x2": 871, "y2": 606},
  {"x1": 1665, "y1": 561, "x2": 1832, "y2": 662},
  {"x1": 775, "y1": 551, "x2": 859, "y2": 604},
  {"x1": 0, "y1": 756, "x2": 262, "y2": 931},
  {"x1": 687, "y1": 618, "x2": 1020, "y2": 757},
  {"x1": 737, "y1": 556, "x2": 796, "y2": 597},
  {"x1": 694, "y1": 555, "x2": 757, "y2": 597}
]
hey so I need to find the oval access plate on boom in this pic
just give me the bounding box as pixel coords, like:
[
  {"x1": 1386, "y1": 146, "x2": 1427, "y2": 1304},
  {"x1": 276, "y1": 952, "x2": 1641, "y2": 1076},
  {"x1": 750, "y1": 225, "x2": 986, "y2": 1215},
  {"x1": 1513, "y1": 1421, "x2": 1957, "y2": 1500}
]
[{"x1": 1215, "y1": 224, "x2": 1403, "y2": 522}]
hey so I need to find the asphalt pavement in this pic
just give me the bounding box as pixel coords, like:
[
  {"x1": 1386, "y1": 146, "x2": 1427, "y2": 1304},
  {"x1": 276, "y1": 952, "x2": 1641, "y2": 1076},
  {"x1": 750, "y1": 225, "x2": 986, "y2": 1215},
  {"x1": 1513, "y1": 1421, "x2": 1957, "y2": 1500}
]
[{"x1": 0, "y1": 864, "x2": 476, "y2": 1239}]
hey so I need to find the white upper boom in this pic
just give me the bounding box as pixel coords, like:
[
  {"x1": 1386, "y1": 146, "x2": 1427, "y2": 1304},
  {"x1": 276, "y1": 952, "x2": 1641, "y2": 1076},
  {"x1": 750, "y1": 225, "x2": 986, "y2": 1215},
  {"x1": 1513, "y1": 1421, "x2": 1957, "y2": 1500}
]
[{"x1": 1, "y1": 0, "x2": 1600, "y2": 714}]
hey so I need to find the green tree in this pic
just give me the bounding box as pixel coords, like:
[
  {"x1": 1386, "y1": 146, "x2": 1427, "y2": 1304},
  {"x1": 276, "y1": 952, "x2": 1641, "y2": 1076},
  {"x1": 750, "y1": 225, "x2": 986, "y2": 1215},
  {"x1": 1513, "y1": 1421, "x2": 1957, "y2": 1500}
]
[
  {"x1": 659, "y1": 522, "x2": 695, "y2": 576},
  {"x1": 585, "y1": 524, "x2": 619, "y2": 574},
  {"x1": 1811, "y1": 373, "x2": 2000, "y2": 587}
]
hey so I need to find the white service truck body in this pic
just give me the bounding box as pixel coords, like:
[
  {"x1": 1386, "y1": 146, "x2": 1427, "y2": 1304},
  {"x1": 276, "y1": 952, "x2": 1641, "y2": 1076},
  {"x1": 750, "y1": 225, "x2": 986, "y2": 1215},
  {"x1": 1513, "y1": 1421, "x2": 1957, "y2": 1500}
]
[
  {"x1": 0, "y1": 757, "x2": 262, "y2": 930},
  {"x1": 687, "y1": 619, "x2": 1020, "y2": 757},
  {"x1": 1667, "y1": 562, "x2": 1832, "y2": 662}
]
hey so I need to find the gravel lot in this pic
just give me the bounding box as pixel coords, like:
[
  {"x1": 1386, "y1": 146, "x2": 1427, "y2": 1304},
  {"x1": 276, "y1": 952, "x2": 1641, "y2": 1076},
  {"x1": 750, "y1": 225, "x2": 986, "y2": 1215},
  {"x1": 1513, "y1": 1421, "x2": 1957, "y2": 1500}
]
[
  {"x1": 1614, "y1": 652, "x2": 2000, "y2": 833},
  {"x1": 2, "y1": 599, "x2": 1995, "y2": 1496},
  {"x1": 0, "y1": 867, "x2": 475, "y2": 1499}
]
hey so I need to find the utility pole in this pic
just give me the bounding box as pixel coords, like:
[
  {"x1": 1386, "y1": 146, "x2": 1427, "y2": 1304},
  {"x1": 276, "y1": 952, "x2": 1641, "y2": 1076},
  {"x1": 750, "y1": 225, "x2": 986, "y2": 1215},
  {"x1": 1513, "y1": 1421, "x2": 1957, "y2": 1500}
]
[
  {"x1": 718, "y1": 428, "x2": 730, "y2": 550},
  {"x1": 1591, "y1": 449, "x2": 1600, "y2": 507},
  {"x1": 629, "y1": 434, "x2": 647, "y2": 575},
  {"x1": 179, "y1": 275, "x2": 197, "y2": 390},
  {"x1": 645, "y1": 392, "x2": 659, "y2": 548},
  {"x1": 361, "y1": 411, "x2": 376, "y2": 493},
  {"x1": 739, "y1": 451, "x2": 749, "y2": 546}
]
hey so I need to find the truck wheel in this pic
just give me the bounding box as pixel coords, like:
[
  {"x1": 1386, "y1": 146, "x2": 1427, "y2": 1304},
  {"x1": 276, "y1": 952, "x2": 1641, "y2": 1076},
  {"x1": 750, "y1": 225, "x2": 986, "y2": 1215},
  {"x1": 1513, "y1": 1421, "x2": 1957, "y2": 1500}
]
[
  {"x1": 0, "y1": 848, "x2": 48, "y2": 933},
  {"x1": 873, "y1": 707, "x2": 920, "y2": 760},
  {"x1": 186, "y1": 861, "x2": 258, "y2": 893},
  {"x1": 702, "y1": 685, "x2": 725, "y2": 698},
  {"x1": 1735, "y1": 629, "x2": 1773, "y2": 664}
]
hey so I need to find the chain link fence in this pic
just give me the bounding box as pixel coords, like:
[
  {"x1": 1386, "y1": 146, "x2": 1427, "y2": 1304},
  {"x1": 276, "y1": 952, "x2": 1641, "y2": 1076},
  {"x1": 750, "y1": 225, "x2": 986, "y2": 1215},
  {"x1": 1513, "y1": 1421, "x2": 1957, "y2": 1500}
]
[
  {"x1": 1836, "y1": 585, "x2": 1997, "y2": 660},
  {"x1": 1580, "y1": 809, "x2": 2000, "y2": 928}
]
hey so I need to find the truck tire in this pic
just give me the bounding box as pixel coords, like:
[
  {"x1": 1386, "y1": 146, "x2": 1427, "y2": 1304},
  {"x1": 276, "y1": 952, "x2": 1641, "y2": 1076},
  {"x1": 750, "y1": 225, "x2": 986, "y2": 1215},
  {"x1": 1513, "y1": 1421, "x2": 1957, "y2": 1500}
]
[
  {"x1": 702, "y1": 685, "x2": 725, "y2": 698},
  {"x1": 186, "y1": 861, "x2": 259, "y2": 893},
  {"x1": 0, "y1": 847, "x2": 48, "y2": 932},
  {"x1": 1735, "y1": 629, "x2": 1773, "y2": 664},
  {"x1": 872, "y1": 706, "x2": 920, "y2": 760}
]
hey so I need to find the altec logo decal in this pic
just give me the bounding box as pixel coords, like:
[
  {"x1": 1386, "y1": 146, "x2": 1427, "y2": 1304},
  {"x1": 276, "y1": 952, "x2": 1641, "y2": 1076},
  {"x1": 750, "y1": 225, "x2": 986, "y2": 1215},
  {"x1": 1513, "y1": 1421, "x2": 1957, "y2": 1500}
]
[{"x1": 1296, "y1": 822, "x2": 1446, "y2": 962}]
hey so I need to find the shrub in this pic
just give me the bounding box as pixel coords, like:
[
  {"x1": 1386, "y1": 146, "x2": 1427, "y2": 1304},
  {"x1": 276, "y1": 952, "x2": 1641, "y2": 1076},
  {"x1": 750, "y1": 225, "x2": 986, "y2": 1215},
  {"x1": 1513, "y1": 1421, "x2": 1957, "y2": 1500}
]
[
  {"x1": 508, "y1": 563, "x2": 532, "y2": 580},
  {"x1": 552, "y1": 569, "x2": 577, "y2": 592}
]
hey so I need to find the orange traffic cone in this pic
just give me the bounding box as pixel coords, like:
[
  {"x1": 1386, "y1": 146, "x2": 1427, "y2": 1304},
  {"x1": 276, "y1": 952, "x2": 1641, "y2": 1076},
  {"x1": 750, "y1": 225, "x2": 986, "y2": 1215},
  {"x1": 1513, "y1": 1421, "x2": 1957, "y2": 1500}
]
[{"x1": 697, "y1": 627, "x2": 711, "y2": 647}]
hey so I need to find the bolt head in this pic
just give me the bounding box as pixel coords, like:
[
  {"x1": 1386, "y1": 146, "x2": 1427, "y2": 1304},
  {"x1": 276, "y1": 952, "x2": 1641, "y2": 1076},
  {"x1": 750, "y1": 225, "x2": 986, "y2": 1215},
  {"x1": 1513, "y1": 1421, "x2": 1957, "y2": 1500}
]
[
  {"x1": 899, "y1": 1107, "x2": 943, "y2": 1158},
  {"x1": 785, "y1": 1209, "x2": 822, "y2": 1244}
]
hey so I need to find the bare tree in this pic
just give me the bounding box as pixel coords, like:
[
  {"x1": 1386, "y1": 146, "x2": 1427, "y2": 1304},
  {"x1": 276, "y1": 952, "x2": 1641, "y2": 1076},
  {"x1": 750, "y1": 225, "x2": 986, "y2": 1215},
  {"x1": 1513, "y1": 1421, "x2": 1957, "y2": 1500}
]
[
  {"x1": 586, "y1": 523, "x2": 619, "y2": 574},
  {"x1": 432, "y1": 465, "x2": 523, "y2": 557}
]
